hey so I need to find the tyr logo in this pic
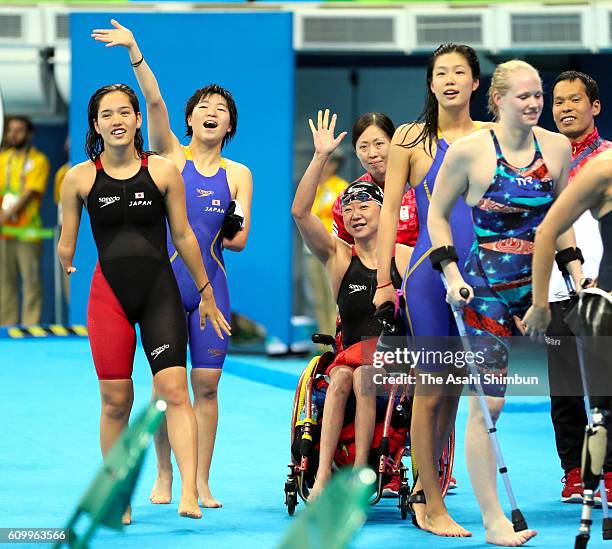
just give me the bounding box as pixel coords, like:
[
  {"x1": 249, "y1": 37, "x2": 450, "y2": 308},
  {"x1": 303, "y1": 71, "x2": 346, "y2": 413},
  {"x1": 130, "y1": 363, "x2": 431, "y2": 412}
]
[{"x1": 517, "y1": 176, "x2": 533, "y2": 187}]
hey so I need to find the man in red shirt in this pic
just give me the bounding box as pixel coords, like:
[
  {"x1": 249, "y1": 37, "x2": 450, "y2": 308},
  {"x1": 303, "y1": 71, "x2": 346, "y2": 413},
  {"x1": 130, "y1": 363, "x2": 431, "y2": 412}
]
[{"x1": 547, "y1": 71, "x2": 612, "y2": 505}]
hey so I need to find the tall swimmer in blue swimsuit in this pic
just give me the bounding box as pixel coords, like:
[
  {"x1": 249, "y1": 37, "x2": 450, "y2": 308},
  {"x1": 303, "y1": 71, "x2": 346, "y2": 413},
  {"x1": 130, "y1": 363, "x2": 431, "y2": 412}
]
[
  {"x1": 374, "y1": 44, "x2": 488, "y2": 537},
  {"x1": 429, "y1": 60, "x2": 584, "y2": 545},
  {"x1": 93, "y1": 20, "x2": 253, "y2": 509}
]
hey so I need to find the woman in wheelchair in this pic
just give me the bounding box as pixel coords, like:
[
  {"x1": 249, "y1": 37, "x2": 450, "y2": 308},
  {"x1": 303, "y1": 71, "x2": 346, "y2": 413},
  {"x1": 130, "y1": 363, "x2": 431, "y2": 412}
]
[{"x1": 291, "y1": 109, "x2": 412, "y2": 501}]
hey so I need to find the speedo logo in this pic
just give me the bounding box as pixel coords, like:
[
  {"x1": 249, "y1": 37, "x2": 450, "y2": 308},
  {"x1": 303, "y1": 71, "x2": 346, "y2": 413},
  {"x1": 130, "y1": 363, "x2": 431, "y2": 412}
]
[
  {"x1": 99, "y1": 196, "x2": 120, "y2": 208},
  {"x1": 197, "y1": 188, "x2": 214, "y2": 198},
  {"x1": 348, "y1": 284, "x2": 367, "y2": 294},
  {"x1": 151, "y1": 344, "x2": 170, "y2": 360},
  {"x1": 208, "y1": 348, "x2": 224, "y2": 357}
]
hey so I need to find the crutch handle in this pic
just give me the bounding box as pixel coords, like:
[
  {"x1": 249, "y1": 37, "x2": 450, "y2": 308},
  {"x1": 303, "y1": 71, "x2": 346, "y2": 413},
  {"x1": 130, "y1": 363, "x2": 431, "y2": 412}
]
[
  {"x1": 559, "y1": 273, "x2": 593, "y2": 297},
  {"x1": 439, "y1": 275, "x2": 469, "y2": 301}
]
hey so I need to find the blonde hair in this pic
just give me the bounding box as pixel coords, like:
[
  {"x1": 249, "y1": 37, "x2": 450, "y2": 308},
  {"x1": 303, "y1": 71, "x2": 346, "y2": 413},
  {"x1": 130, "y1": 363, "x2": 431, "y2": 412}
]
[{"x1": 487, "y1": 60, "x2": 541, "y2": 120}]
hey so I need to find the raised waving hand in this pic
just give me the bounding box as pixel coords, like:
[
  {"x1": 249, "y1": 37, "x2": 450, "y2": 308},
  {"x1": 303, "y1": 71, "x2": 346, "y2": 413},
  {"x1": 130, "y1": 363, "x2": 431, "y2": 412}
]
[
  {"x1": 91, "y1": 19, "x2": 136, "y2": 49},
  {"x1": 308, "y1": 109, "x2": 347, "y2": 158}
]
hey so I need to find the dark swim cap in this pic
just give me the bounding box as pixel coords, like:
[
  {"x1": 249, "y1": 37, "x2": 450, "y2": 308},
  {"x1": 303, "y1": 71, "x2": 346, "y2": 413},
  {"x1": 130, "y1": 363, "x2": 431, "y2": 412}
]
[{"x1": 341, "y1": 180, "x2": 384, "y2": 207}]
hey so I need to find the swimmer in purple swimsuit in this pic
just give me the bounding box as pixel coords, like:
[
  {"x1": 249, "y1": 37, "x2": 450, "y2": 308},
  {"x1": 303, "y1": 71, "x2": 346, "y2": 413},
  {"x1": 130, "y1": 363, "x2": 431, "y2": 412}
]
[
  {"x1": 94, "y1": 20, "x2": 253, "y2": 509},
  {"x1": 374, "y1": 43, "x2": 488, "y2": 538}
]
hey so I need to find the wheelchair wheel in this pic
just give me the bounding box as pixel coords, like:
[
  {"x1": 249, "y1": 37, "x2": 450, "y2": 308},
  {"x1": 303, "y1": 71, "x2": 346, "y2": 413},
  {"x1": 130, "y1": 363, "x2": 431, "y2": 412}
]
[
  {"x1": 398, "y1": 464, "x2": 410, "y2": 520},
  {"x1": 285, "y1": 476, "x2": 298, "y2": 516},
  {"x1": 287, "y1": 492, "x2": 298, "y2": 516},
  {"x1": 438, "y1": 428, "x2": 455, "y2": 497},
  {"x1": 399, "y1": 493, "x2": 409, "y2": 520}
]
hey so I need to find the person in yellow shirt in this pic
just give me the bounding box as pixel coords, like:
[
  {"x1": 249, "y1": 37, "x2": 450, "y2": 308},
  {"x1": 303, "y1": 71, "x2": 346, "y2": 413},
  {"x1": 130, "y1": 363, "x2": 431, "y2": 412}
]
[
  {"x1": 0, "y1": 116, "x2": 50, "y2": 325},
  {"x1": 54, "y1": 162, "x2": 70, "y2": 215},
  {"x1": 54, "y1": 136, "x2": 71, "y2": 309},
  {"x1": 305, "y1": 150, "x2": 349, "y2": 336}
]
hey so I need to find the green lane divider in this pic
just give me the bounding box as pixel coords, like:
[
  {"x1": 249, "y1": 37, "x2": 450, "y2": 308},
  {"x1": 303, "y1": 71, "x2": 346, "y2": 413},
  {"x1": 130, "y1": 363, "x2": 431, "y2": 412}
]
[
  {"x1": 54, "y1": 400, "x2": 167, "y2": 549},
  {"x1": 279, "y1": 467, "x2": 376, "y2": 549}
]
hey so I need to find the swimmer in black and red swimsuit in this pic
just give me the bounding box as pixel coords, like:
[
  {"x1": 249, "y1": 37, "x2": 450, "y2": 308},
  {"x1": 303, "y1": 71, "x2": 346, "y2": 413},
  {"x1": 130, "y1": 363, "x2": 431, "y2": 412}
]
[
  {"x1": 57, "y1": 84, "x2": 231, "y2": 523},
  {"x1": 292, "y1": 109, "x2": 412, "y2": 501}
]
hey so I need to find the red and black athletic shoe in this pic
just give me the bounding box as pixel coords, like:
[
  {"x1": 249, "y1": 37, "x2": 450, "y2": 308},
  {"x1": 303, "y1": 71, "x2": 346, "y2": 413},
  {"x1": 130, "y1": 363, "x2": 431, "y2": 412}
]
[
  {"x1": 382, "y1": 476, "x2": 401, "y2": 498},
  {"x1": 605, "y1": 471, "x2": 612, "y2": 504},
  {"x1": 448, "y1": 476, "x2": 457, "y2": 491},
  {"x1": 594, "y1": 471, "x2": 612, "y2": 506},
  {"x1": 561, "y1": 467, "x2": 583, "y2": 503}
]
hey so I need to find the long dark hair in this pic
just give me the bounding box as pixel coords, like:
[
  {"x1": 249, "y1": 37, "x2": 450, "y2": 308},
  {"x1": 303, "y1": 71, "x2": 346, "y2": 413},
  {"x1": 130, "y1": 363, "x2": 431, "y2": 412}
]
[
  {"x1": 351, "y1": 112, "x2": 395, "y2": 148},
  {"x1": 399, "y1": 43, "x2": 480, "y2": 156},
  {"x1": 85, "y1": 84, "x2": 145, "y2": 161},
  {"x1": 184, "y1": 84, "x2": 238, "y2": 149}
]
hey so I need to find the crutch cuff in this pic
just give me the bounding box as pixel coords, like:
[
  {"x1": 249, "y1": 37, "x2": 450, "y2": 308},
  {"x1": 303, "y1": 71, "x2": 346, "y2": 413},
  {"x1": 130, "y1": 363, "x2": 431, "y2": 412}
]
[
  {"x1": 429, "y1": 246, "x2": 459, "y2": 272},
  {"x1": 555, "y1": 247, "x2": 584, "y2": 274}
]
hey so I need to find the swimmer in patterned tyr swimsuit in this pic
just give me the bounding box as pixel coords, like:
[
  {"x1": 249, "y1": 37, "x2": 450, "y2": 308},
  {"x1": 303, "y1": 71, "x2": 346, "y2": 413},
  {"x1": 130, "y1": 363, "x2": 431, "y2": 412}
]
[
  {"x1": 167, "y1": 146, "x2": 232, "y2": 368},
  {"x1": 463, "y1": 129, "x2": 555, "y2": 396}
]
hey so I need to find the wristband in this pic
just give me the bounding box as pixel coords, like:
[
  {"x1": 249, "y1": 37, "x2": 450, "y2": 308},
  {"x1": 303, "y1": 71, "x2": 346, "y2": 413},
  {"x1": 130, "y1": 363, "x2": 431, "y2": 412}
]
[
  {"x1": 131, "y1": 55, "x2": 144, "y2": 68},
  {"x1": 429, "y1": 245, "x2": 459, "y2": 272},
  {"x1": 376, "y1": 281, "x2": 393, "y2": 290},
  {"x1": 198, "y1": 281, "x2": 211, "y2": 294}
]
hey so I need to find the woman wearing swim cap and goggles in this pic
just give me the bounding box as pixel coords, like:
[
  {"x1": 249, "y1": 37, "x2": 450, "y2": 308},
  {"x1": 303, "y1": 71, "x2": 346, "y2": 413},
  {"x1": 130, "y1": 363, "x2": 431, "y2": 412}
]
[
  {"x1": 340, "y1": 182, "x2": 384, "y2": 207},
  {"x1": 292, "y1": 109, "x2": 412, "y2": 502}
]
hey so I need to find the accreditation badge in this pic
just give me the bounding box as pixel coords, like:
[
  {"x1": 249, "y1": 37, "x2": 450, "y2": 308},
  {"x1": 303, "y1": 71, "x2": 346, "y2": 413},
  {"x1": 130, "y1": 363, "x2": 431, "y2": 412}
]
[
  {"x1": 1, "y1": 192, "x2": 19, "y2": 222},
  {"x1": 1, "y1": 192, "x2": 18, "y2": 212}
]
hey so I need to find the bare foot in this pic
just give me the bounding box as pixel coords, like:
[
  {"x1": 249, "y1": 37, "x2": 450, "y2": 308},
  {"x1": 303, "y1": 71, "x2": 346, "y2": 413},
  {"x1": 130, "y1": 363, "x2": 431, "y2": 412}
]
[
  {"x1": 307, "y1": 473, "x2": 331, "y2": 503},
  {"x1": 122, "y1": 504, "x2": 132, "y2": 525},
  {"x1": 485, "y1": 517, "x2": 537, "y2": 546},
  {"x1": 178, "y1": 493, "x2": 202, "y2": 519},
  {"x1": 150, "y1": 473, "x2": 173, "y2": 504},
  {"x1": 425, "y1": 513, "x2": 472, "y2": 537},
  {"x1": 197, "y1": 482, "x2": 222, "y2": 508}
]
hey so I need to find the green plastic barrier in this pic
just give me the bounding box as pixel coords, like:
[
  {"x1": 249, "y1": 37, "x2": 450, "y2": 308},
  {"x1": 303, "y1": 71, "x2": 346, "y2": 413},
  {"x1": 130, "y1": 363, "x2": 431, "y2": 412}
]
[
  {"x1": 331, "y1": 0, "x2": 579, "y2": 4},
  {"x1": 0, "y1": 226, "x2": 55, "y2": 239},
  {"x1": 53, "y1": 400, "x2": 167, "y2": 549},
  {"x1": 279, "y1": 467, "x2": 376, "y2": 549},
  {"x1": 7, "y1": 0, "x2": 127, "y2": 4}
]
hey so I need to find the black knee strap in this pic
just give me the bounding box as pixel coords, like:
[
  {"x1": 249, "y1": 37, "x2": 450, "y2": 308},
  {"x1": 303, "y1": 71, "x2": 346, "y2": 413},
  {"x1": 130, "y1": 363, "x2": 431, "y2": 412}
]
[{"x1": 429, "y1": 246, "x2": 458, "y2": 272}]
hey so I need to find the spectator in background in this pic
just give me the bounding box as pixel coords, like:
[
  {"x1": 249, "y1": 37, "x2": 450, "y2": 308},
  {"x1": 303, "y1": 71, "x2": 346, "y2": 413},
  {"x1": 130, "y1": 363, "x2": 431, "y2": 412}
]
[
  {"x1": 54, "y1": 136, "x2": 71, "y2": 308},
  {"x1": 305, "y1": 149, "x2": 349, "y2": 336},
  {"x1": 54, "y1": 136, "x2": 70, "y2": 223},
  {"x1": 546, "y1": 71, "x2": 612, "y2": 504},
  {"x1": 0, "y1": 116, "x2": 50, "y2": 326}
]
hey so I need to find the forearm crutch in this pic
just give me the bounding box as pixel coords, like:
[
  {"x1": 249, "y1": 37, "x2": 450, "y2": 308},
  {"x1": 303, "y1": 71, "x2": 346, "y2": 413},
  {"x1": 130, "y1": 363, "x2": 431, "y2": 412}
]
[
  {"x1": 574, "y1": 327, "x2": 612, "y2": 548},
  {"x1": 555, "y1": 259, "x2": 612, "y2": 547},
  {"x1": 439, "y1": 274, "x2": 528, "y2": 532}
]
